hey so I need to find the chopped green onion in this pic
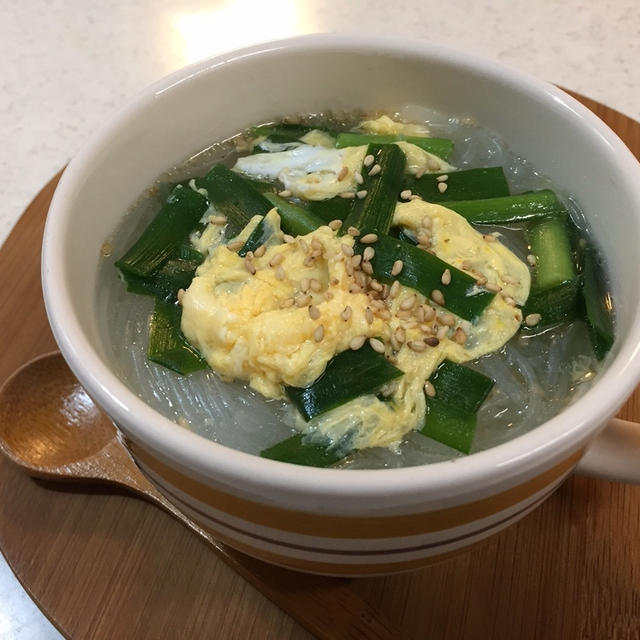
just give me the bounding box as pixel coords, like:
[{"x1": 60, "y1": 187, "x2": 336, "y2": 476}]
[
  {"x1": 263, "y1": 192, "x2": 324, "y2": 236},
  {"x1": 403, "y1": 167, "x2": 510, "y2": 202},
  {"x1": 115, "y1": 185, "x2": 208, "y2": 277},
  {"x1": 197, "y1": 165, "x2": 272, "y2": 236},
  {"x1": 147, "y1": 300, "x2": 209, "y2": 375},
  {"x1": 285, "y1": 343, "x2": 403, "y2": 421},
  {"x1": 582, "y1": 245, "x2": 614, "y2": 359},
  {"x1": 527, "y1": 216, "x2": 576, "y2": 290},
  {"x1": 336, "y1": 133, "x2": 454, "y2": 160},
  {"x1": 308, "y1": 197, "x2": 354, "y2": 223},
  {"x1": 342, "y1": 144, "x2": 406, "y2": 237},
  {"x1": 123, "y1": 257, "x2": 201, "y2": 302},
  {"x1": 260, "y1": 434, "x2": 347, "y2": 467},
  {"x1": 370, "y1": 235, "x2": 495, "y2": 321},
  {"x1": 445, "y1": 190, "x2": 565, "y2": 224},
  {"x1": 429, "y1": 361, "x2": 495, "y2": 412},
  {"x1": 421, "y1": 399, "x2": 477, "y2": 454}
]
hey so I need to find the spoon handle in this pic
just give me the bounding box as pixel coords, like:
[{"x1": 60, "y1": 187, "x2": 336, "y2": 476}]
[{"x1": 100, "y1": 435, "x2": 223, "y2": 549}]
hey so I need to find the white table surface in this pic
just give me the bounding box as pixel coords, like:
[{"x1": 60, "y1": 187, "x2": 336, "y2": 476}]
[{"x1": 1, "y1": 1, "x2": 639, "y2": 638}]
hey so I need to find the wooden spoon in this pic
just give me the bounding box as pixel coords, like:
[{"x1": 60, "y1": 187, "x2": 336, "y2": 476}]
[{"x1": 0, "y1": 351, "x2": 397, "y2": 640}]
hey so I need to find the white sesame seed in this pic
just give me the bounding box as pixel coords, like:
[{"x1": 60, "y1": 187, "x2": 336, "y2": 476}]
[
  {"x1": 476, "y1": 275, "x2": 488, "y2": 286},
  {"x1": 485, "y1": 282, "x2": 502, "y2": 293},
  {"x1": 295, "y1": 293, "x2": 312, "y2": 307},
  {"x1": 303, "y1": 255, "x2": 314, "y2": 267},
  {"x1": 360, "y1": 233, "x2": 378, "y2": 244},
  {"x1": 439, "y1": 313, "x2": 456, "y2": 327},
  {"x1": 253, "y1": 245, "x2": 266, "y2": 258},
  {"x1": 376, "y1": 308, "x2": 392, "y2": 321},
  {"x1": 283, "y1": 234, "x2": 295, "y2": 244},
  {"x1": 244, "y1": 259, "x2": 256, "y2": 275},
  {"x1": 424, "y1": 381, "x2": 437, "y2": 397},
  {"x1": 390, "y1": 334, "x2": 401, "y2": 351},
  {"x1": 389, "y1": 280, "x2": 401, "y2": 299},
  {"x1": 361, "y1": 261, "x2": 373, "y2": 275},
  {"x1": 502, "y1": 295, "x2": 516, "y2": 306},
  {"x1": 436, "y1": 174, "x2": 449, "y2": 182},
  {"x1": 308, "y1": 305, "x2": 321, "y2": 320},
  {"x1": 437, "y1": 182, "x2": 448, "y2": 194},
  {"x1": 417, "y1": 232, "x2": 431, "y2": 247},
  {"x1": 300, "y1": 277, "x2": 310, "y2": 292},
  {"x1": 525, "y1": 313, "x2": 542, "y2": 327},
  {"x1": 415, "y1": 166, "x2": 426, "y2": 179},
  {"x1": 298, "y1": 238, "x2": 309, "y2": 254},
  {"x1": 356, "y1": 189, "x2": 368, "y2": 199},
  {"x1": 275, "y1": 265, "x2": 286, "y2": 281},
  {"x1": 501, "y1": 273, "x2": 520, "y2": 286},
  {"x1": 309, "y1": 278, "x2": 322, "y2": 292},
  {"x1": 341, "y1": 243, "x2": 354, "y2": 258},
  {"x1": 314, "y1": 325, "x2": 325, "y2": 342},
  {"x1": 400, "y1": 294, "x2": 417, "y2": 310},
  {"x1": 350, "y1": 335, "x2": 366, "y2": 350},
  {"x1": 368, "y1": 164, "x2": 382, "y2": 177},
  {"x1": 363, "y1": 154, "x2": 375, "y2": 167},
  {"x1": 269, "y1": 253, "x2": 283, "y2": 267},
  {"x1": 369, "y1": 338, "x2": 385, "y2": 354},
  {"x1": 395, "y1": 327, "x2": 406, "y2": 344},
  {"x1": 365, "y1": 307, "x2": 374, "y2": 324},
  {"x1": 437, "y1": 325, "x2": 450, "y2": 340},
  {"x1": 431, "y1": 289, "x2": 445, "y2": 306},
  {"x1": 281, "y1": 297, "x2": 294, "y2": 308},
  {"x1": 337, "y1": 166, "x2": 349, "y2": 181},
  {"x1": 363, "y1": 246, "x2": 375, "y2": 261},
  {"x1": 351, "y1": 254, "x2": 362, "y2": 267},
  {"x1": 210, "y1": 215, "x2": 228, "y2": 225},
  {"x1": 482, "y1": 234, "x2": 496, "y2": 243},
  {"x1": 347, "y1": 226, "x2": 360, "y2": 237},
  {"x1": 278, "y1": 189, "x2": 292, "y2": 198},
  {"x1": 345, "y1": 259, "x2": 354, "y2": 276},
  {"x1": 408, "y1": 340, "x2": 427, "y2": 352},
  {"x1": 527, "y1": 254, "x2": 537, "y2": 267},
  {"x1": 390, "y1": 259, "x2": 404, "y2": 277},
  {"x1": 354, "y1": 171, "x2": 364, "y2": 185},
  {"x1": 329, "y1": 219, "x2": 343, "y2": 231},
  {"x1": 339, "y1": 191, "x2": 356, "y2": 199},
  {"x1": 341, "y1": 306, "x2": 352, "y2": 321},
  {"x1": 227, "y1": 239, "x2": 245, "y2": 252},
  {"x1": 441, "y1": 268, "x2": 451, "y2": 286},
  {"x1": 454, "y1": 327, "x2": 467, "y2": 345},
  {"x1": 177, "y1": 288, "x2": 185, "y2": 304},
  {"x1": 409, "y1": 194, "x2": 423, "y2": 201},
  {"x1": 400, "y1": 189, "x2": 412, "y2": 200}
]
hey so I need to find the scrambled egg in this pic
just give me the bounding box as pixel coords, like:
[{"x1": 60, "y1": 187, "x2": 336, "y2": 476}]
[
  {"x1": 234, "y1": 116, "x2": 454, "y2": 199},
  {"x1": 181, "y1": 197, "x2": 530, "y2": 451}
]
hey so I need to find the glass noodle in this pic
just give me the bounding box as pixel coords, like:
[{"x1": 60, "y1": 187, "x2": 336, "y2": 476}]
[{"x1": 95, "y1": 107, "x2": 602, "y2": 469}]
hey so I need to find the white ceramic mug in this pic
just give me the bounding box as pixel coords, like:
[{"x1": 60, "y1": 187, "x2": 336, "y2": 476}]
[{"x1": 42, "y1": 35, "x2": 640, "y2": 576}]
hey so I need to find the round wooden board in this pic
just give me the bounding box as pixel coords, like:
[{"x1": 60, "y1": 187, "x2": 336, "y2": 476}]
[{"x1": 1, "y1": 92, "x2": 639, "y2": 640}]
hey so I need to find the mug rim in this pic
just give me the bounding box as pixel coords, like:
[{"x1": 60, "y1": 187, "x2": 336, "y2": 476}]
[{"x1": 42, "y1": 33, "x2": 640, "y2": 503}]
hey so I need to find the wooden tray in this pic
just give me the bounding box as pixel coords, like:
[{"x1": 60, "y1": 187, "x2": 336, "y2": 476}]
[{"x1": 1, "y1": 91, "x2": 639, "y2": 640}]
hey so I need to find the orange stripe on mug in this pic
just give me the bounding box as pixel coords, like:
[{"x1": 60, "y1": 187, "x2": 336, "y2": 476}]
[{"x1": 130, "y1": 444, "x2": 583, "y2": 539}]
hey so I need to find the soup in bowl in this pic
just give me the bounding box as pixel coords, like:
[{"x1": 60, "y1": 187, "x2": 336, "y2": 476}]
[{"x1": 42, "y1": 35, "x2": 640, "y2": 575}]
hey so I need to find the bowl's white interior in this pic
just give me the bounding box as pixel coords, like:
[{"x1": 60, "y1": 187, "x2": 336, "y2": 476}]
[{"x1": 43, "y1": 36, "x2": 640, "y2": 509}]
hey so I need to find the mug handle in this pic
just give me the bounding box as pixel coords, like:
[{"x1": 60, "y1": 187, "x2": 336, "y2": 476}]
[{"x1": 575, "y1": 418, "x2": 640, "y2": 484}]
